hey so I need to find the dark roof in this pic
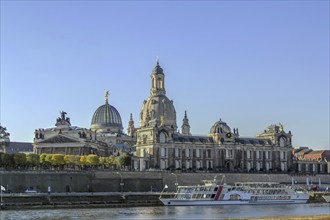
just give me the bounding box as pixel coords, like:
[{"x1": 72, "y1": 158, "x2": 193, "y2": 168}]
[
  {"x1": 173, "y1": 135, "x2": 214, "y2": 143},
  {"x1": 7, "y1": 142, "x2": 33, "y2": 154},
  {"x1": 114, "y1": 143, "x2": 130, "y2": 150},
  {"x1": 238, "y1": 138, "x2": 272, "y2": 146}
]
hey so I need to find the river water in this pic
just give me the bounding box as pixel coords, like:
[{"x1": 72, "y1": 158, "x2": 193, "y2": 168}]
[{"x1": 0, "y1": 204, "x2": 329, "y2": 220}]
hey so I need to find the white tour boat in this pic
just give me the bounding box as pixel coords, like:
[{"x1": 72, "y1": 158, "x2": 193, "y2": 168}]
[{"x1": 160, "y1": 179, "x2": 309, "y2": 206}]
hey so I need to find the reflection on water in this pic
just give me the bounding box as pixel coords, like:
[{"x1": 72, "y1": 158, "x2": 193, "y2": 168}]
[{"x1": 0, "y1": 204, "x2": 329, "y2": 220}]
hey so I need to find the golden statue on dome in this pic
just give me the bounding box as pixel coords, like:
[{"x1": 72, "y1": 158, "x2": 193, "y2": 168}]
[{"x1": 105, "y1": 90, "x2": 110, "y2": 104}]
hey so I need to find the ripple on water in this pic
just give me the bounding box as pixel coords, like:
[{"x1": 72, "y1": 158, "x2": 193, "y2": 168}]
[{"x1": 0, "y1": 204, "x2": 329, "y2": 220}]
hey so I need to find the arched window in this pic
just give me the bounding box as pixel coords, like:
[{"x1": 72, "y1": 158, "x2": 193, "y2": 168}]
[
  {"x1": 159, "y1": 132, "x2": 167, "y2": 143},
  {"x1": 158, "y1": 78, "x2": 163, "y2": 89},
  {"x1": 279, "y1": 137, "x2": 286, "y2": 147},
  {"x1": 143, "y1": 135, "x2": 147, "y2": 144}
]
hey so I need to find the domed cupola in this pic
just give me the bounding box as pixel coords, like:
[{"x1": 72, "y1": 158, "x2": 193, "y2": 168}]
[
  {"x1": 91, "y1": 90, "x2": 123, "y2": 133},
  {"x1": 210, "y1": 119, "x2": 231, "y2": 134},
  {"x1": 152, "y1": 60, "x2": 164, "y2": 75}
]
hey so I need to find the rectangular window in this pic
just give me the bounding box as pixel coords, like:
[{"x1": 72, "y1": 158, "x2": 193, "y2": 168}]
[
  {"x1": 225, "y1": 149, "x2": 233, "y2": 159},
  {"x1": 185, "y1": 149, "x2": 190, "y2": 158},
  {"x1": 175, "y1": 148, "x2": 180, "y2": 157},
  {"x1": 186, "y1": 160, "x2": 190, "y2": 169},
  {"x1": 160, "y1": 159, "x2": 167, "y2": 169},
  {"x1": 196, "y1": 149, "x2": 200, "y2": 158},
  {"x1": 247, "y1": 150, "x2": 251, "y2": 159},
  {"x1": 196, "y1": 160, "x2": 202, "y2": 169},
  {"x1": 256, "y1": 151, "x2": 260, "y2": 159},
  {"x1": 160, "y1": 148, "x2": 167, "y2": 157},
  {"x1": 257, "y1": 162, "x2": 260, "y2": 171},
  {"x1": 175, "y1": 160, "x2": 181, "y2": 169},
  {"x1": 207, "y1": 149, "x2": 212, "y2": 158}
]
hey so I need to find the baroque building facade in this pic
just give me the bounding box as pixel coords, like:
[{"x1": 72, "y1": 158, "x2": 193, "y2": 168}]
[
  {"x1": 33, "y1": 93, "x2": 135, "y2": 156},
  {"x1": 4, "y1": 59, "x2": 327, "y2": 174},
  {"x1": 134, "y1": 61, "x2": 294, "y2": 173}
]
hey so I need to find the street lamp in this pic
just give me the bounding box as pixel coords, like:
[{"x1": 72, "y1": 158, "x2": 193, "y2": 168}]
[
  {"x1": 116, "y1": 172, "x2": 124, "y2": 193},
  {"x1": 171, "y1": 173, "x2": 178, "y2": 191}
]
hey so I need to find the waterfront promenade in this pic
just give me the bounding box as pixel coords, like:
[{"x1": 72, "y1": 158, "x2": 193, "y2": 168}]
[
  {"x1": 1, "y1": 170, "x2": 329, "y2": 193},
  {"x1": 0, "y1": 192, "x2": 170, "y2": 210}
]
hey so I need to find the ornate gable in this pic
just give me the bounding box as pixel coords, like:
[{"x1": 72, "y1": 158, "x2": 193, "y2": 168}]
[{"x1": 39, "y1": 135, "x2": 80, "y2": 144}]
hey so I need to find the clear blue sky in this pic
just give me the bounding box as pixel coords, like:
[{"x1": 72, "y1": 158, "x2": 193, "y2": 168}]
[{"x1": 1, "y1": 1, "x2": 329, "y2": 150}]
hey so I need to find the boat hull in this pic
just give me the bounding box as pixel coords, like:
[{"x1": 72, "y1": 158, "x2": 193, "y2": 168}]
[{"x1": 160, "y1": 198, "x2": 308, "y2": 206}]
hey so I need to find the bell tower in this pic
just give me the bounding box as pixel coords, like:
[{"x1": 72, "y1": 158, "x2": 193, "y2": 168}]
[
  {"x1": 150, "y1": 58, "x2": 166, "y2": 96},
  {"x1": 181, "y1": 111, "x2": 191, "y2": 136},
  {"x1": 127, "y1": 113, "x2": 135, "y2": 137}
]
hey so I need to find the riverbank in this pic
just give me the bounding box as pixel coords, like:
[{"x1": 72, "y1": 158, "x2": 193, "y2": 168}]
[
  {"x1": 0, "y1": 191, "x2": 329, "y2": 210},
  {"x1": 0, "y1": 192, "x2": 172, "y2": 210},
  {"x1": 1, "y1": 170, "x2": 329, "y2": 193}
]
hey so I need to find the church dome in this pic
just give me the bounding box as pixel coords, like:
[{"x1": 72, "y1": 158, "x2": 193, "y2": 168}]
[
  {"x1": 210, "y1": 119, "x2": 231, "y2": 134},
  {"x1": 91, "y1": 96, "x2": 123, "y2": 133},
  {"x1": 139, "y1": 95, "x2": 177, "y2": 129}
]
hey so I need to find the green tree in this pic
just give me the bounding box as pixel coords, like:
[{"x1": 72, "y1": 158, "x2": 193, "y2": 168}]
[
  {"x1": 116, "y1": 154, "x2": 129, "y2": 168},
  {"x1": 79, "y1": 155, "x2": 87, "y2": 166},
  {"x1": 0, "y1": 153, "x2": 14, "y2": 168},
  {"x1": 64, "y1": 155, "x2": 71, "y2": 166},
  {"x1": 52, "y1": 154, "x2": 65, "y2": 167},
  {"x1": 14, "y1": 153, "x2": 27, "y2": 168},
  {"x1": 107, "y1": 155, "x2": 116, "y2": 168},
  {"x1": 0, "y1": 152, "x2": 4, "y2": 167},
  {"x1": 26, "y1": 154, "x2": 40, "y2": 167},
  {"x1": 45, "y1": 154, "x2": 53, "y2": 166},
  {"x1": 73, "y1": 155, "x2": 81, "y2": 166},
  {"x1": 86, "y1": 154, "x2": 99, "y2": 167},
  {"x1": 39, "y1": 153, "x2": 49, "y2": 167},
  {"x1": 99, "y1": 157, "x2": 107, "y2": 168}
]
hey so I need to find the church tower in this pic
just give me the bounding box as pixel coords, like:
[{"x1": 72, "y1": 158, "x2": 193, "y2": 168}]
[
  {"x1": 181, "y1": 111, "x2": 191, "y2": 136},
  {"x1": 139, "y1": 59, "x2": 177, "y2": 129},
  {"x1": 127, "y1": 113, "x2": 135, "y2": 137},
  {"x1": 135, "y1": 59, "x2": 177, "y2": 171},
  {"x1": 150, "y1": 59, "x2": 166, "y2": 96}
]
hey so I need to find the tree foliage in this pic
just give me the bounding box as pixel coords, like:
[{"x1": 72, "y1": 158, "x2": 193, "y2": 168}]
[
  {"x1": 52, "y1": 154, "x2": 65, "y2": 166},
  {"x1": 14, "y1": 153, "x2": 27, "y2": 168},
  {"x1": 0, "y1": 152, "x2": 130, "y2": 170},
  {"x1": 26, "y1": 154, "x2": 40, "y2": 167},
  {"x1": 86, "y1": 154, "x2": 99, "y2": 167}
]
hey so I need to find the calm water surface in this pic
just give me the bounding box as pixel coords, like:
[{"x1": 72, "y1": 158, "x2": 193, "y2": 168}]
[{"x1": 0, "y1": 204, "x2": 329, "y2": 220}]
